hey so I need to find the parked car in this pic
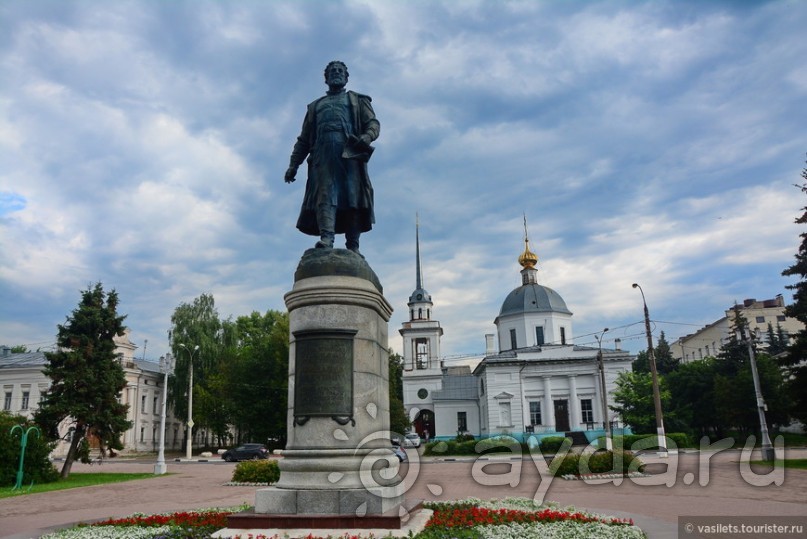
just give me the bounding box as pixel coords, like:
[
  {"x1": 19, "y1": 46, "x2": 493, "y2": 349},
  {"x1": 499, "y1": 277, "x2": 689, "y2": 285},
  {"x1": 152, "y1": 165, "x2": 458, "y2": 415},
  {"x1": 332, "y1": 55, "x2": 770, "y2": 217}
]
[
  {"x1": 221, "y1": 443, "x2": 269, "y2": 462},
  {"x1": 403, "y1": 432, "x2": 422, "y2": 448},
  {"x1": 391, "y1": 438, "x2": 408, "y2": 462}
]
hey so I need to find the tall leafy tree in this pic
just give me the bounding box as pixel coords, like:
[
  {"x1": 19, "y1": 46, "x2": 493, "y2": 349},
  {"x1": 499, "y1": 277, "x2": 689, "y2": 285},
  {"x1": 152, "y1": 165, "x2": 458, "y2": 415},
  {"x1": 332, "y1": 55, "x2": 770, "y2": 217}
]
[
  {"x1": 223, "y1": 310, "x2": 289, "y2": 446},
  {"x1": 610, "y1": 371, "x2": 672, "y2": 434},
  {"x1": 388, "y1": 352, "x2": 410, "y2": 436},
  {"x1": 666, "y1": 359, "x2": 720, "y2": 438},
  {"x1": 35, "y1": 284, "x2": 131, "y2": 478},
  {"x1": 169, "y1": 293, "x2": 231, "y2": 448}
]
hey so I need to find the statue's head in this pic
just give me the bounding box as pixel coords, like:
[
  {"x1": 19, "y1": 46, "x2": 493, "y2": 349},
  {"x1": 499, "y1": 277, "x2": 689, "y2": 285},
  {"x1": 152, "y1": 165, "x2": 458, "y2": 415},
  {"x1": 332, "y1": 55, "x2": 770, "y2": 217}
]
[{"x1": 324, "y1": 60, "x2": 349, "y2": 88}]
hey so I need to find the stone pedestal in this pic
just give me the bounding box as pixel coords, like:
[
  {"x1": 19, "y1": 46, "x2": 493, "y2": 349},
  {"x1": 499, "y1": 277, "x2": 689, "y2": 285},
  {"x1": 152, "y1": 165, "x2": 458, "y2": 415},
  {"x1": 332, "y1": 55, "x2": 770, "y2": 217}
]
[{"x1": 242, "y1": 249, "x2": 408, "y2": 529}]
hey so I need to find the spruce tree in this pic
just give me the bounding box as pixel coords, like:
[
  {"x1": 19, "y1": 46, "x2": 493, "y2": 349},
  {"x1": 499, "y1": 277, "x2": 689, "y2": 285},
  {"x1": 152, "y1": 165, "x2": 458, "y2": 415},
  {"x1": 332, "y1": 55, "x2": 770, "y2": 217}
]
[
  {"x1": 781, "y1": 159, "x2": 807, "y2": 425},
  {"x1": 35, "y1": 283, "x2": 131, "y2": 478}
]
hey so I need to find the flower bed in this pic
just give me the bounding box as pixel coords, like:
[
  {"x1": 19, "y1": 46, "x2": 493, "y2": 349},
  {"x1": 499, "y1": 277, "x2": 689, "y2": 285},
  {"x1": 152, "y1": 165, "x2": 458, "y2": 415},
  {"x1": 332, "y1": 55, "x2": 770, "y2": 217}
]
[{"x1": 40, "y1": 498, "x2": 646, "y2": 539}]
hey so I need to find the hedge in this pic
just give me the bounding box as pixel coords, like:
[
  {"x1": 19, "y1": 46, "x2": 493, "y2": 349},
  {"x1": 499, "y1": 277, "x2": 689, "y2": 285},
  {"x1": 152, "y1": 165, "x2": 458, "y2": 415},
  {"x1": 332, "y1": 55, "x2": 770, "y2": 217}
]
[
  {"x1": 549, "y1": 450, "x2": 645, "y2": 477},
  {"x1": 539, "y1": 436, "x2": 571, "y2": 454},
  {"x1": 231, "y1": 459, "x2": 280, "y2": 484},
  {"x1": 597, "y1": 433, "x2": 693, "y2": 450}
]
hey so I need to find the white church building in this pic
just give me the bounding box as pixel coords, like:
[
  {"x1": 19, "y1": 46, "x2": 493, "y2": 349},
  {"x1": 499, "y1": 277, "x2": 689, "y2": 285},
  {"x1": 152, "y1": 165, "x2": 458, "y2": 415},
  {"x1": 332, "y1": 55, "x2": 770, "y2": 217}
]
[{"x1": 400, "y1": 226, "x2": 635, "y2": 443}]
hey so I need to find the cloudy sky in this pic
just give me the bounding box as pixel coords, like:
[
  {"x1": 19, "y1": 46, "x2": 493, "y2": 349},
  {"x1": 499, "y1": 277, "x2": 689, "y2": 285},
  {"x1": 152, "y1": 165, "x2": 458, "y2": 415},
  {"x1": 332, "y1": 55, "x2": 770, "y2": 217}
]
[{"x1": 2, "y1": 0, "x2": 806, "y2": 363}]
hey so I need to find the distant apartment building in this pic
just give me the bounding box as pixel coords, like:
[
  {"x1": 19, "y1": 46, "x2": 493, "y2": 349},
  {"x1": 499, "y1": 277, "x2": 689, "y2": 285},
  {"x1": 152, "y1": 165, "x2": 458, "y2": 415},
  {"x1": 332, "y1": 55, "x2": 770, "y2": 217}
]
[{"x1": 672, "y1": 296, "x2": 803, "y2": 362}]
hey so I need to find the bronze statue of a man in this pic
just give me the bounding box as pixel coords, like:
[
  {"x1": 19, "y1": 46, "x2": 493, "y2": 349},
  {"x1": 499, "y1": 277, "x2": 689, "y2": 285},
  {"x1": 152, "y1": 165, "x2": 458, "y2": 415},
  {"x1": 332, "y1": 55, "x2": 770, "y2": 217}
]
[{"x1": 285, "y1": 61, "x2": 380, "y2": 256}]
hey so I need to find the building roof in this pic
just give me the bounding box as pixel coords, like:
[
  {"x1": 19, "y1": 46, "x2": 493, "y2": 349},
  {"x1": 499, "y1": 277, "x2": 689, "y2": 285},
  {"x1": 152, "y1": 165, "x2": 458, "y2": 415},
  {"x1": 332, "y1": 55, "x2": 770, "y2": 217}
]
[
  {"x1": 473, "y1": 344, "x2": 633, "y2": 374},
  {"x1": 431, "y1": 373, "x2": 477, "y2": 401},
  {"x1": 0, "y1": 351, "x2": 47, "y2": 369},
  {"x1": 498, "y1": 282, "x2": 572, "y2": 317}
]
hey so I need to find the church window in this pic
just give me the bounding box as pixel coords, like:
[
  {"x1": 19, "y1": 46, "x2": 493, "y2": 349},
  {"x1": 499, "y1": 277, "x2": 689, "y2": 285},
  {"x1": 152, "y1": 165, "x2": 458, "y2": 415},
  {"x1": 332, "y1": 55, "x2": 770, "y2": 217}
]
[
  {"x1": 529, "y1": 401, "x2": 542, "y2": 425},
  {"x1": 415, "y1": 338, "x2": 429, "y2": 369},
  {"x1": 535, "y1": 327, "x2": 545, "y2": 346},
  {"x1": 21, "y1": 391, "x2": 29, "y2": 410},
  {"x1": 560, "y1": 327, "x2": 567, "y2": 345},
  {"x1": 509, "y1": 329, "x2": 517, "y2": 350},
  {"x1": 457, "y1": 411, "x2": 467, "y2": 432},
  {"x1": 418, "y1": 308, "x2": 423, "y2": 319},
  {"x1": 580, "y1": 399, "x2": 593, "y2": 424}
]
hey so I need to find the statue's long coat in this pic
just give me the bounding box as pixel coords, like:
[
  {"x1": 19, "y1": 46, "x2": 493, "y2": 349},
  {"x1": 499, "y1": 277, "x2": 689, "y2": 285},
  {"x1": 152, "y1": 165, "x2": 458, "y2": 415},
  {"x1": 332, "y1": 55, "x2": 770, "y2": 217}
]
[{"x1": 289, "y1": 90, "x2": 380, "y2": 236}]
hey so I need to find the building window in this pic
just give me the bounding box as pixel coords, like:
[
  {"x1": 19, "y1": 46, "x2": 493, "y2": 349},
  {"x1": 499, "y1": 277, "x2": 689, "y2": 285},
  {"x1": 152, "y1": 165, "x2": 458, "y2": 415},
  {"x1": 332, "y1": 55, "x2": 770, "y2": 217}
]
[
  {"x1": 457, "y1": 411, "x2": 467, "y2": 432},
  {"x1": 153, "y1": 396, "x2": 159, "y2": 414},
  {"x1": 529, "y1": 401, "x2": 542, "y2": 426},
  {"x1": 141, "y1": 395, "x2": 147, "y2": 413},
  {"x1": 21, "y1": 391, "x2": 30, "y2": 410},
  {"x1": 756, "y1": 316, "x2": 765, "y2": 323},
  {"x1": 580, "y1": 399, "x2": 593, "y2": 424},
  {"x1": 415, "y1": 338, "x2": 429, "y2": 369},
  {"x1": 480, "y1": 379, "x2": 485, "y2": 395},
  {"x1": 510, "y1": 329, "x2": 517, "y2": 350},
  {"x1": 3, "y1": 392, "x2": 11, "y2": 411},
  {"x1": 777, "y1": 315, "x2": 786, "y2": 322},
  {"x1": 499, "y1": 402, "x2": 512, "y2": 426},
  {"x1": 560, "y1": 327, "x2": 567, "y2": 345},
  {"x1": 535, "y1": 327, "x2": 545, "y2": 346},
  {"x1": 140, "y1": 426, "x2": 145, "y2": 443}
]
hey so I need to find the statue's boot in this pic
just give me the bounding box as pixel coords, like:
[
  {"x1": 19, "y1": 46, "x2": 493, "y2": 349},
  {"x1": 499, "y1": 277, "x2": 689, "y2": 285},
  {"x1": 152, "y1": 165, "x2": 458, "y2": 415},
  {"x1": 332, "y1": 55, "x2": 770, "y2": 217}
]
[
  {"x1": 346, "y1": 214, "x2": 363, "y2": 258},
  {"x1": 316, "y1": 206, "x2": 335, "y2": 249}
]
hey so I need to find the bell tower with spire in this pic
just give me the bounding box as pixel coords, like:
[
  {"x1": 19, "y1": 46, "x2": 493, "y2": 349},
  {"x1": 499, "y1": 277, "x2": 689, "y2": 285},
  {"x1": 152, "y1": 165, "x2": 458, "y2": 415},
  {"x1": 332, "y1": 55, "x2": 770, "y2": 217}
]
[{"x1": 400, "y1": 216, "x2": 443, "y2": 372}]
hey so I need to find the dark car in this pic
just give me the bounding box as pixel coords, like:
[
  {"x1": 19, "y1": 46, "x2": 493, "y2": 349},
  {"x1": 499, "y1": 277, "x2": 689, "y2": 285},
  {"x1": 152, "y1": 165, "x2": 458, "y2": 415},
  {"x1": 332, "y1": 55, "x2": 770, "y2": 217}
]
[{"x1": 221, "y1": 443, "x2": 269, "y2": 462}]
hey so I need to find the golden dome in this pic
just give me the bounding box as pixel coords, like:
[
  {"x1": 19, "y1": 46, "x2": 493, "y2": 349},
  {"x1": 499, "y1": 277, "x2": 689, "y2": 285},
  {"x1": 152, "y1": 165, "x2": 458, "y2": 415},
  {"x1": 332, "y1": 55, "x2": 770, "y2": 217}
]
[
  {"x1": 518, "y1": 214, "x2": 539, "y2": 268},
  {"x1": 518, "y1": 237, "x2": 539, "y2": 268}
]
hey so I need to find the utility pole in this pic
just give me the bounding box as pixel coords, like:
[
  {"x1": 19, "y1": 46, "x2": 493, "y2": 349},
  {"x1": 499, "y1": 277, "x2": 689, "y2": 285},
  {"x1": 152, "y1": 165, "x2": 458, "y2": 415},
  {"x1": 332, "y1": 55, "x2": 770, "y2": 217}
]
[
  {"x1": 735, "y1": 308, "x2": 775, "y2": 462},
  {"x1": 633, "y1": 283, "x2": 668, "y2": 456},
  {"x1": 595, "y1": 328, "x2": 612, "y2": 451}
]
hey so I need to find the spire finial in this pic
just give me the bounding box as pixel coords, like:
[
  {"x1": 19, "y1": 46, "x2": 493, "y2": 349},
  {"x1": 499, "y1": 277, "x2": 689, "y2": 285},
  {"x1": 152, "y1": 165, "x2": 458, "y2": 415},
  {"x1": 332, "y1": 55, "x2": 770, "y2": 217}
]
[
  {"x1": 415, "y1": 213, "x2": 423, "y2": 290},
  {"x1": 518, "y1": 213, "x2": 539, "y2": 269}
]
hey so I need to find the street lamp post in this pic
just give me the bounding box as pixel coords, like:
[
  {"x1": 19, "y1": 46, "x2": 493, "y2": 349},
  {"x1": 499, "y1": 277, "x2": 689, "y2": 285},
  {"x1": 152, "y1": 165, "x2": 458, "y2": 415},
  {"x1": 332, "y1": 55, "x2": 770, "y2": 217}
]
[
  {"x1": 595, "y1": 328, "x2": 612, "y2": 451},
  {"x1": 178, "y1": 344, "x2": 199, "y2": 461},
  {"x1": 154, "y1": 352, "x2": 175, "y2": 475},
  {"x1": 632, "y1": 283, "x2": 668, "y2": 456}
]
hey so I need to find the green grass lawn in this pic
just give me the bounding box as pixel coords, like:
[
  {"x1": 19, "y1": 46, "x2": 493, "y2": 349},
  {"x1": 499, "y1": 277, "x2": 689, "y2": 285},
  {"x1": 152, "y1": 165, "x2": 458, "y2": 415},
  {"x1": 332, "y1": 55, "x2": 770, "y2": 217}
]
[{"x1": 0, "y1": 472, "x2": 158, "y2": 499}]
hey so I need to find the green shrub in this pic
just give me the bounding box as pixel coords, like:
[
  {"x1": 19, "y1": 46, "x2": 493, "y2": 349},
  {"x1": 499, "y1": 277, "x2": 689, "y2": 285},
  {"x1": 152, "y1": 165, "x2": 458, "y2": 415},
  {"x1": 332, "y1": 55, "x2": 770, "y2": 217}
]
[
  {"x1": 539, "y1": 436, "x2": 570, "y2": 454},
  {"x1": 549, "y1": 450, "x2": 644, "y2": 476},
  {"x1": 0, "y1": 412, "x2": 59, "y2": 486},
  {"x1": 231, "y1": 459, "x2": 280, "y2": 484},
  {"x1": 475, "y1": 435, "x2": 522, "y2": 455},
  {"x1": 581, "y1": 450, "x2": 644, "y2": 474},
  {"x1": 549, "y1": 453, "x2": 580, "y2": 476},
  {"x1": 597, "y1": 433, "x2": 692, "y2": 450},
  {"x1": 455, "y1": 432, "x2": 475, "y2": 442}
]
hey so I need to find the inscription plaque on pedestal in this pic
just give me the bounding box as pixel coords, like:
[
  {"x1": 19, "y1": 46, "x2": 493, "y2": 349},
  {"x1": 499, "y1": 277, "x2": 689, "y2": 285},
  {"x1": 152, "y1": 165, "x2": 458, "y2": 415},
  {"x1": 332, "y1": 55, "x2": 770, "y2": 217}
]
[{"x1": 293, "y1": 329, "x2": 356, "y2": 426}]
